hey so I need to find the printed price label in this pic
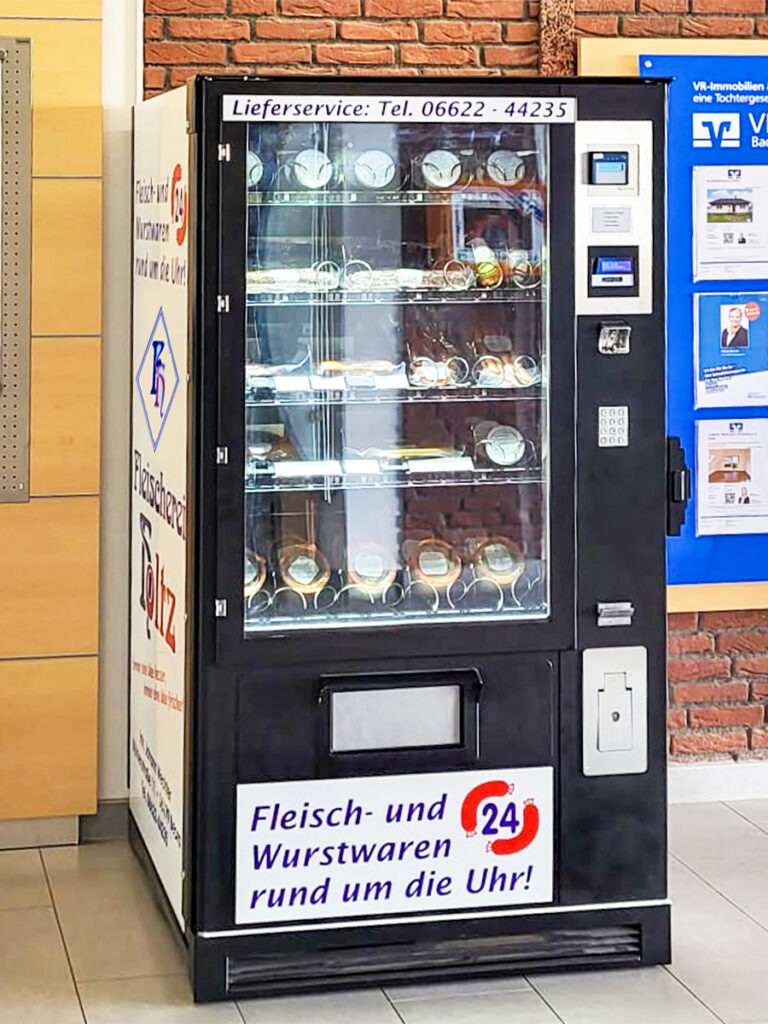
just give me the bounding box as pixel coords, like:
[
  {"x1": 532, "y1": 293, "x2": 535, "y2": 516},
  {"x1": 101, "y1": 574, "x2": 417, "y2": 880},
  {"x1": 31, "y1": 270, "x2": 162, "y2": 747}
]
[{"x1": 223, "y1": 94, "x2": 576, "y2": 124}]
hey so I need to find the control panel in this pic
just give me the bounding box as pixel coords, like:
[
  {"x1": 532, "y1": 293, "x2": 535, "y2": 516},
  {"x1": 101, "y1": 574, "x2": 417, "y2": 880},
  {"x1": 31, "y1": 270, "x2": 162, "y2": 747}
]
[
  {"x1": 598, "y1": 405, "x2": 629, "y2": 448},
  {"x1": 575, "y1": 120, "x2": 653, "y2": 315},
  {"x1": 582, "y1": 646, "x2": 648, "y2": 776}
]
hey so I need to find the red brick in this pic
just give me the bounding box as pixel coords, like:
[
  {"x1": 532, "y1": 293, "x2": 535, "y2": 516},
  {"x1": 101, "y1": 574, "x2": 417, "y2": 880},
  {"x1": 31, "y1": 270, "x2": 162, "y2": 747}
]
[
  {"x1": 145, "y1": 16, "x2": 163, "y2": 38},
  {"x1": 640, "y1": 0, "x2": 687, "y2": 9},
  {"x1": 734, "y1": 656, "x2": 768, "y2": 677},
  {"x1": 668, "y1": 708, "x2": 687, "y2": 730},
  {"x1": 484, "y1": 43, "x2": 538, "y2": 65},
  {"x1": 671, "y1": 730, "x2": 747, "y2": 755},
  {"x1": 282, "y1": 0, "x2": 359, "y2": 13},
  {"x1": 668, "y1": 632, "x2": 714, "y2": 655},
  {"x1": 316, "y1": 42, "x2": 395, "y2": 63},
  {"x1": 401, "y1": 43, "x2": 477, "y2": 64},
  {"x1": 701, "y1": 610, "x2": 768, "y2": 629},
  {"x1": 365, "y1": 0, "x2": 441, "y2": 13},
  {"x1": 231, "y1": 0, "x2": 276, "y2": 10},
  {"x1": 576, "y1": 14, "x2": 619, "y2": 33},
  {"x1": 752, "y1": 682, "x2": 768, "y2": 699},
  {"x1": 692, "y1": 0, "x2": 763, "y2": 10},
  {"x1": 682, "y1": 15, "x2": 756, "y2": 33},
  {"x1": 667, "y1": 655, "x2": 731, "y2": 682},
  {"x1": 167, "y1": 17, "x2": 249, "y2": 39},
  {"x1": 505, "y1": 21, "x2": 539, "y2": 41},
  {"x1": 231, "y1": 41, "x2": 311, "y2": 62},
  {"x1": 144, "y1": 66, "x2": 166, "y2": 88},
  {"x1": 340, "y1": 19, "x2": 418, "y2": 38},
  {"x1": 577, "y1": 0, "x2": 634, "y2": 8},
  {"x1": 689, "y1": 705, "x2": 764, "y2": 728},
  {"x1": 145, "y1": 0, "x2": 224, "y2": 11},
  {"x1": 668, "y1": 612, "x2": 698, "y2": 632},
  {"x1": 145, "y1": 40, "x2": 226, "y2": 64},
  {"x1": 342, "y1": 66, "x2": 421, "y2": 75},
  {"x1": 751, "y1": 728, "x2": 768, "y2": 749},
  {"x1": 424, "y1": 20, "x2": 501, "y2": 42},
  {"x1": 145, "y1": 90, "x2": 164, "y2": 99},
  {"x1": 622, "y1": 14, "x2": 679, "y2": 33},
  {"x1": 421, "y1": 65, "x2": 499, "y2": 75},
  {"x1": 671, "y1": 681, "x2": 748, "y2": 704},
  {"x1": 254, "y1": 64, "x2": 336, "y2": 74},
  {"x1": 758, "y1": 17, "x2": 768, "y2": 33},
  {"x1": 715, "y1": 630, "x2": 768, "y2": 654},
  {"x1": 256, "y1": 18, "x2": 335, "y2": 38},
  {"x1": 447, "y1": 0, "x2": 524, "y2": 15},
  {"x1": 168, "y1": 65, "x2": 244, "y2": 86}
]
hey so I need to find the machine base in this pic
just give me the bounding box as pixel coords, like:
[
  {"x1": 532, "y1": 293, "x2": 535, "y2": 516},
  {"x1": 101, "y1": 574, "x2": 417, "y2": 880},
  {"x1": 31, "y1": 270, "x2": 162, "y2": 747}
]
[{"x1": 189, "y1": 903, "x2": 670, "y2": 1002}]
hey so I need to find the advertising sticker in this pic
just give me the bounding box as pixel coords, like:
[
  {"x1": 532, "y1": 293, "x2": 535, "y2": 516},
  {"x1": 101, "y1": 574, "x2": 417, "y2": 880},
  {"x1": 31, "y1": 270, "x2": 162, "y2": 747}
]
[
  {"x1": 130, "y1": 86, "x2": 190, "y2": 929},
  {"x1": 235, "y1": 767, "x2": 553, "y2": 926}
]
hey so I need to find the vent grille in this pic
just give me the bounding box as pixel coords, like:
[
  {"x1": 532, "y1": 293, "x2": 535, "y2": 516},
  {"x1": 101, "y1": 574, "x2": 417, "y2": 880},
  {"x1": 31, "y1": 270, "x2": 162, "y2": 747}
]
[
  {"x1": 0, "y1": 39, "x2": 31, "y2": 502},
  {"x1": 227, "y1": 925, "x2": 641, "y2": 996}
]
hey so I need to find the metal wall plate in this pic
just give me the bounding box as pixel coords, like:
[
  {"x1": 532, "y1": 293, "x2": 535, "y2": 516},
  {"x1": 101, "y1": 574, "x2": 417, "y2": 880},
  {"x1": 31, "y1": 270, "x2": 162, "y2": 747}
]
[{"x1": 0, "y1": 39, "x2": 31, "y2": 502}]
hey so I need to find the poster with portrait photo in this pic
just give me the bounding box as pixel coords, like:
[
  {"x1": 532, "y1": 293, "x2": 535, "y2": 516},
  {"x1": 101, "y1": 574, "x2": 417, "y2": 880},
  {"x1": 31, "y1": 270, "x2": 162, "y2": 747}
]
[
  {"x1": 696, "y1": 419, "x2": 768, "y2": 536},
  {"x1": 694, "y1": 292, "x2": 768, "y2": 408}
]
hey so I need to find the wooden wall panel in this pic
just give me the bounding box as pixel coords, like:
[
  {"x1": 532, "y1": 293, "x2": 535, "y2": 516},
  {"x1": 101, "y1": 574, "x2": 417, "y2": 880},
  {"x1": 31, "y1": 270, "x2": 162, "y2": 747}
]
[
  {"x1": 0, "y1": 2, "x2": 99, "y2": 16},
  {"x1": 0, "y1": 498, "x2": 99, "y2": 659},
  {"x1": 30, "y1": 337, "x2": 101, "y2": 496},
  {"x1": 0, "y1": 19, "x2": 101, "y2": 177},
  {"x1": 31, "y1": 179, "x2": 102, "y2": 337},
  {"x1": 0, "y1": 658, "x2": 97, "y2": 819}
]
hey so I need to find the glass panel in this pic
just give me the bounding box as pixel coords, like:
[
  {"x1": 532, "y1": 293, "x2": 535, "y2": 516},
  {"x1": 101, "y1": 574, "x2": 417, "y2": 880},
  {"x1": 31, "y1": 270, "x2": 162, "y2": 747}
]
[
  {"x1": 243, "y1": 117, "x2": 550, "y2": 633},
  {"x1": 331, "y1": 685, "x2": 461, "y2": 752}
]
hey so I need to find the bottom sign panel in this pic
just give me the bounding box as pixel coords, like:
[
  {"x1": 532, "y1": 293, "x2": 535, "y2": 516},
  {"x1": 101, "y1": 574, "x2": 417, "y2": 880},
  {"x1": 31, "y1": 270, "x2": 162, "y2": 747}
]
[{"x1": 235, "y1": 767, "x2": 553, "y2": 925}]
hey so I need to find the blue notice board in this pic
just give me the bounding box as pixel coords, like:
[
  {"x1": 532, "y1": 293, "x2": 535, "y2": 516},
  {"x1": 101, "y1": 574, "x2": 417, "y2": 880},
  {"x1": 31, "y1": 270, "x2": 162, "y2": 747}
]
[{"x1": 641, "y1": 54, "x2": 768, "y2": 585}]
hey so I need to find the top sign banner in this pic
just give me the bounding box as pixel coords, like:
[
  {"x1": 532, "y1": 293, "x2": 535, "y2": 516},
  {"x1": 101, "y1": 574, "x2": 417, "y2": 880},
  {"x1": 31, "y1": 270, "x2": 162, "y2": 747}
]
[{"x1": 223, "y1": 94, "x2": 576, "y2": 124}]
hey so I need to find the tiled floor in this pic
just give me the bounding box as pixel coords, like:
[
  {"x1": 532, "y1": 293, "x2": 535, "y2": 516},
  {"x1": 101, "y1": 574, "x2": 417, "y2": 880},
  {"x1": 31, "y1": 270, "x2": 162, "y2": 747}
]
[{"x1": 2, "y1": 801, "x2": 768, "y2": 1023}]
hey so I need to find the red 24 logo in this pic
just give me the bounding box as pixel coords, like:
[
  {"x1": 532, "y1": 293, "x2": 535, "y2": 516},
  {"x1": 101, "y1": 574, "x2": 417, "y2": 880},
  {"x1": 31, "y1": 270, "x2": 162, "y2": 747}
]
[
  {"x1": 461, "y1": 780, "x2": 539, "y2": 856},
  {"x1": 171, "y1": 163, "x2": 187, "y2": 246}
]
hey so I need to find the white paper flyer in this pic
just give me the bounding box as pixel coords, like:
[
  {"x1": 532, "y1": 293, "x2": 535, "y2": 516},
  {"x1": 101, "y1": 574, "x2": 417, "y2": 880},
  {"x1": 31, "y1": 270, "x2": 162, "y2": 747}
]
[{"x1": 696, "y1": 418, "x2": 768, "y2": 536}]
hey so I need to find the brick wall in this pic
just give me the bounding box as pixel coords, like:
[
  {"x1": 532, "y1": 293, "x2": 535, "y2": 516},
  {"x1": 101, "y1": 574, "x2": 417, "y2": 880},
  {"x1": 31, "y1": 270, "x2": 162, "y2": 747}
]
[
  {"x1": 143, "y1": 0, "x2": 768, "y2": 765},
  {"x1": 575, "y1": 0, "x2": 768, "y2": 41},
  {"x1": 144, "y1": 0, "x2": 541, "y2": 93},
  {"x1": 668, "y1": 611, "x2": 768, "y2": 761}
]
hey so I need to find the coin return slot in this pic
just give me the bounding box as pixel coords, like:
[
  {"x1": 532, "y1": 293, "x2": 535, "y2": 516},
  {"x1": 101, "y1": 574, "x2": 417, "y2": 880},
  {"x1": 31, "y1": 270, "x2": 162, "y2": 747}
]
[{"x1": 331, "y1": 685, "x2": 461, "y2": 753}]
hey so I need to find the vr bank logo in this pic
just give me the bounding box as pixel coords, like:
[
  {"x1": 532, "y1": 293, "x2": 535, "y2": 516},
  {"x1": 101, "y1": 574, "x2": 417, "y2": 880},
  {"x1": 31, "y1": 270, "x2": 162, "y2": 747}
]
[
  {"x1": 693, "y1": 113, "x2": 740, "y2": 149},
  {"x1": 136, "y1": 307, "x2": 179, "y2": 452}
]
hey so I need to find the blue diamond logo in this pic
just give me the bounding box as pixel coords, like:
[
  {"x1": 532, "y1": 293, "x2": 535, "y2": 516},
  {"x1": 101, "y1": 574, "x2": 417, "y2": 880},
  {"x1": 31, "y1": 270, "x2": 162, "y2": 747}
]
[{"x1": 136, "y1": 308, "x2": 180, "y2": 453}]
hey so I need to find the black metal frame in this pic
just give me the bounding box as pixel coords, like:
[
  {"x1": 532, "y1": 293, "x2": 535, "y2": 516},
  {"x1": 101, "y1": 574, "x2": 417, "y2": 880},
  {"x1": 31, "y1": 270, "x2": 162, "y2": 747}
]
[{"x1": 129, "y1": 75, "x2": 671, "y2": 1001}]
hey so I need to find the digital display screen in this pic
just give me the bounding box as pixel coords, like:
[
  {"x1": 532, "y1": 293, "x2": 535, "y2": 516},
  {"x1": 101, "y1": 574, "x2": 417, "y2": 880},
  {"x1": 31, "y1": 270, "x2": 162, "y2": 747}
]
[
  {"x1": 590, "y1": 151, "x2": 629, "y2": 186},
  {"x1": 595, "y1": 257, "x2": 634, "y2": 275}
]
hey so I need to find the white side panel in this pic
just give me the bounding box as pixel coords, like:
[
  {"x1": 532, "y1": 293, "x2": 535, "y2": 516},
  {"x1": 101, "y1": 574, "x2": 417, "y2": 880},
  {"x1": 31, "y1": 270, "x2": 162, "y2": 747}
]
[
  {"x1": 575, "y1": 120, "x2": 654, "y2": 316},
  {"x1": 130, "y1": 85, "x2": 190, "y2": 929}
]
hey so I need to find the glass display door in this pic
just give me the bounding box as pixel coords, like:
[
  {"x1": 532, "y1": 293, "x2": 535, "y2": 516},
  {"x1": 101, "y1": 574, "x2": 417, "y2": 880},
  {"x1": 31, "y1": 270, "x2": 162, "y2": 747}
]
[{"x1": 241, "y1": 116, "x2": 551, "y2": 634}]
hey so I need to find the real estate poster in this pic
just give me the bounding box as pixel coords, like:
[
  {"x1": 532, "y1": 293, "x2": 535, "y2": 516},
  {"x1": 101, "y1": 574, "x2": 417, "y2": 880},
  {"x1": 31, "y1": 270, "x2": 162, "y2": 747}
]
[
  {"x1": 693, "y1": 165, "x2": 768, "y2": 281},
  {"x1": 696, "y1": 418, "x2": 768, "y2": 536},
  {"x1": 695, "y1": 292, "x2": 768, "y2": 408}
]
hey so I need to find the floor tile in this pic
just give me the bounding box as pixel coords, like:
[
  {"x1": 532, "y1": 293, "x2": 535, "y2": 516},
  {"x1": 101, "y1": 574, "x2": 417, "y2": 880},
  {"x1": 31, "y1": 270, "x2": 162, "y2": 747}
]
[
  {"x1": 393, "y1": 989, "x2": 561, "y2": 1024},
  {"x1": 669, "y1": 857, "x2": 768, "y2": 1024},
  {"x1": 0, "y1": 848, "x2": 50, "y2": 909},
  {"x1": 238, "y1": 989, "x2": 400, "y2": 1024},
  {"x1": 43, "y1": 840, "x2": 185, "y2": 982},
  {"x1": 726, "y1": 799, "x2": 768, "y2": 836},
  {"x1": 669, "y1": 802, "x2": 768, "y2": 867},
  {"x1": 78, "y1": 975, "x2": 241, "y2": 1023},
  {"x1": 529, "y1": 966, "x2": 720, "y2": 1024},
  {"x1": 0, "y1": 906, "x2": 84, "y2": 1023},
  {"x1": 386, "y1": 975, "x2": 532, "y2": 1002}
]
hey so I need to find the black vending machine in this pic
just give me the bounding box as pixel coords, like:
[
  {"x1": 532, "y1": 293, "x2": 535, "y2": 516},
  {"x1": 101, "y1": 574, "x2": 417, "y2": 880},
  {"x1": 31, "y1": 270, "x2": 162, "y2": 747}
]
[{"x1": 129, "y1": 75, "x2": 686, "y2": 1002}]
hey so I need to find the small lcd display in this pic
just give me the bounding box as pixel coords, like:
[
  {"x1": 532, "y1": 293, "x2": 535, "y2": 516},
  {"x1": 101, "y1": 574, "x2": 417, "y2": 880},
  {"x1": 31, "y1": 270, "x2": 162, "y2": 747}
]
[
  {"x1": 590, "y1": 151, "x2": 629, "y2": 186},
  {"x1": 595, "y1": 257, "x2": 634, "y2": 275}
]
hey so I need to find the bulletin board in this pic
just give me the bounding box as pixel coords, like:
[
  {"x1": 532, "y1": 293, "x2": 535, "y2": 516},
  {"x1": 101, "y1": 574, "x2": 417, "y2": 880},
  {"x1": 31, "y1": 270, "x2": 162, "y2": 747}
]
[{"x1": 579, "y1": 39, "x2": 768, "y2": 614}]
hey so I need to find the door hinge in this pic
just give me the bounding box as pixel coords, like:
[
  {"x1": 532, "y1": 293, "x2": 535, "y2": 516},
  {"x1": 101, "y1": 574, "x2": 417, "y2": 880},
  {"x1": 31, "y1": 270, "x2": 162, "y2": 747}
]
[
  {"x1": 216, "y1": 446, "x2": 229, "y2": 465},
  {"x1": 215, "y1": 599, "x2": 228, "y2": 618},
  {"x1": 217, "y1": 294, "x2": 230, "y2": 313},
  {"x1": 218, "y1": 142, "x2": 231, "y2": 162},
  {"x1": 667, "y1": 436, "x2": 691, "y2": 537}
]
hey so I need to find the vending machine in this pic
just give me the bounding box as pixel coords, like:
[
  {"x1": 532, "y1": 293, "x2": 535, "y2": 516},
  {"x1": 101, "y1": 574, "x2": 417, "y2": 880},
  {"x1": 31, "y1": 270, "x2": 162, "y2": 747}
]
[{"x1": 130, "y1": 76, "x2": 685, "y2": 1002}]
